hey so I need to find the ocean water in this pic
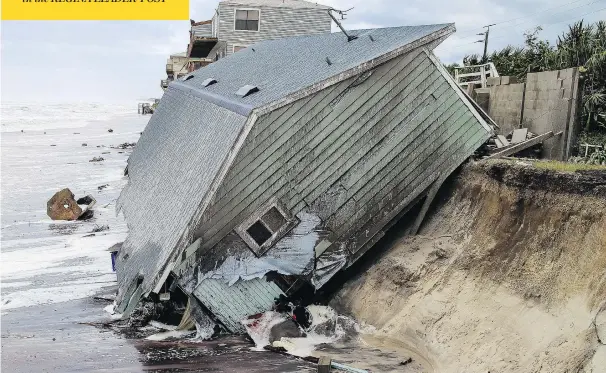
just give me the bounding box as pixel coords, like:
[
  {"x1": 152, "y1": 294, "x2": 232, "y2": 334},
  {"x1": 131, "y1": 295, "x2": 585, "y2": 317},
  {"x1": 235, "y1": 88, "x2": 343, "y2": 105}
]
[
  {"x1": 1, "y1": 101, "x2": 149, "y2": 311},
  {"x1": 1, "y1": 102, "x2": 137, "y2": 133}
]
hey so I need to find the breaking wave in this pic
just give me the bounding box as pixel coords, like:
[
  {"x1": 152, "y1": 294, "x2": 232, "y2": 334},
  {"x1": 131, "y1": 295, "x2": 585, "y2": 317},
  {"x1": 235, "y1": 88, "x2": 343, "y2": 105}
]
[{"x1": 0, "y1": 102, "x2": 137, "y2": 133}]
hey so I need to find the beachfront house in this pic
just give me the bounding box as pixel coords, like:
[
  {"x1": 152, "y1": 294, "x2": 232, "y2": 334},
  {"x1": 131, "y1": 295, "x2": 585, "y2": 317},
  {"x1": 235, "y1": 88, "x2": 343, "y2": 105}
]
[
  {"x1": 119, "y1": 24, "x2": 493, "y2": 332},
  {"x1": 162, "y1": 52, "x2": 189, "y2": 90}
]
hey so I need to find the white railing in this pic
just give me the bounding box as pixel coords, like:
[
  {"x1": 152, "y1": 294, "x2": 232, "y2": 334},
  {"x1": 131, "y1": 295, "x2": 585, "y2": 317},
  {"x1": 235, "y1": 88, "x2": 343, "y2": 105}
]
[{"x1": 454, "y1": 63, "x2": 499, "y2": 88}]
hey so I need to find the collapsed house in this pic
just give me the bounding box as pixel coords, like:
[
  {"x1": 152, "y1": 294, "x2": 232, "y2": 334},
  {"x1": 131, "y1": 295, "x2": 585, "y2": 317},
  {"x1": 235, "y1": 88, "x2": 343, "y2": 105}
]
[{"x1": 114, "y1": 24, "x2": 493, "y2": 333}]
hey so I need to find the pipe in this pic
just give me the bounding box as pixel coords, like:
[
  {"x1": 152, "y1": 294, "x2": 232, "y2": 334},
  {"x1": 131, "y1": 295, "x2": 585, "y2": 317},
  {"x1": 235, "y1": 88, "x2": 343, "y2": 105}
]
[{"x1": 330, "y1": 361, "x2": 369, "y2": 373}]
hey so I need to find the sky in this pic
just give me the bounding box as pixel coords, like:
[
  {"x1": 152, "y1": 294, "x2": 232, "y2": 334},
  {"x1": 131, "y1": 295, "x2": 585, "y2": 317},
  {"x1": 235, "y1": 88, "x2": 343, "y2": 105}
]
[{"x1": 1, "y1": 0, "x2": 605, "y2": 103}]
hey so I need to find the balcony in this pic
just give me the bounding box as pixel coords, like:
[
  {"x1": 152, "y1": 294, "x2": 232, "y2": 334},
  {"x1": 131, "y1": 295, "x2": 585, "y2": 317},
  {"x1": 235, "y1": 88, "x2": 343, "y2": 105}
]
[{"x1": 160, "y1": 79, "x2": 169, "y2": 89}]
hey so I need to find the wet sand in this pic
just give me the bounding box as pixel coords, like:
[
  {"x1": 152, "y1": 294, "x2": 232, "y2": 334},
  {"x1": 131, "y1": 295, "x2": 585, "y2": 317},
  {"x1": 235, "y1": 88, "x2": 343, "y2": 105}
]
[{"x1": 1, "y1": 291, "x2": 315, "y2": 372}]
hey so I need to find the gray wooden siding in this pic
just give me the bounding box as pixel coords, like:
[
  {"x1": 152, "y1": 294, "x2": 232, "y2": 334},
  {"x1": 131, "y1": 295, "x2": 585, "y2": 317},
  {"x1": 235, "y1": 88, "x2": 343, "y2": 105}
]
[
  {"x1": 212, "y1": 13, "x2": 219, "y2": 38},
  {"x1": 194, "y1": 48, "x2": 489, "y2": 258},
  {"x1": 193, "y1": 277, "x2": 283, "y2": 333},
  {"x1": 217, "y1": 3, "x2": 331, "y2": 54}
]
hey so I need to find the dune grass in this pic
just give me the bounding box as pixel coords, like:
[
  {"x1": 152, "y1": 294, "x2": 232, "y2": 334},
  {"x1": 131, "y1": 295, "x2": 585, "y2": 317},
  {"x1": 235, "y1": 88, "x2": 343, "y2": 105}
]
[{"x1": 532, "y1": 160, "x2": 606, "y2": 172}]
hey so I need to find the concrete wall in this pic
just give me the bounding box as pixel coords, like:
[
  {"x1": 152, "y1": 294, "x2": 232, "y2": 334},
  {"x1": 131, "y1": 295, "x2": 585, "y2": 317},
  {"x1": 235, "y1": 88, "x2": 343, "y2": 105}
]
[
  {"x1": 488, "y1": 82, "x2": 525, "y2": 136},
  {"x1": 477, "y1": 67, "x2": 581, "y2": 160},
  {"x1": 522, "y1": 68, "x2": 580, "y2": 160}
]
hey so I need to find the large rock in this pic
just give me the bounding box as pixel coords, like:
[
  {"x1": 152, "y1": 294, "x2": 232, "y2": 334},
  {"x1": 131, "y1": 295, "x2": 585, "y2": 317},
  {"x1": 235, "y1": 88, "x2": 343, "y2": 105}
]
[{"x1": 47, "y1": 188, "x2": 82, "y2": 220}]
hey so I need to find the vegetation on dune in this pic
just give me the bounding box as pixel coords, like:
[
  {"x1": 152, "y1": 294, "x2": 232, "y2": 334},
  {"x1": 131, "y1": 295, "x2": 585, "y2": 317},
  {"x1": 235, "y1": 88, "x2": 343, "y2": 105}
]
[
  {"x1": 446, "y1": 21, "x2": 606, "y2": 158},
  {"x1": 532, "y1": 158, "x2": 606, "y2": 171}
]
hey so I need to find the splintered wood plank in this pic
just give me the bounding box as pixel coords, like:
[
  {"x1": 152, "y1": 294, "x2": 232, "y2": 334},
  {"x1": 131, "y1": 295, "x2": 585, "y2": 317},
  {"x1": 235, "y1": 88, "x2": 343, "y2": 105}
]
[{"x1": 485, "y1": 131, "x2": 555, "y2": 160}]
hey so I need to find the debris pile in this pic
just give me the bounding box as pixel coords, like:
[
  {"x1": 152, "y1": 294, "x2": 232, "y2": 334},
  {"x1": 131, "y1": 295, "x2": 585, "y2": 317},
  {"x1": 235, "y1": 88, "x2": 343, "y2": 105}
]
[
  {"x1": 91, "y1": 224, "x2": 109, "y2": 233},
  {"x1": 112, "y1": 142, "x2": 136, "y2": 150},
  {"x1": 478, "y1": 127, "x2": 558, "y2": 160}
]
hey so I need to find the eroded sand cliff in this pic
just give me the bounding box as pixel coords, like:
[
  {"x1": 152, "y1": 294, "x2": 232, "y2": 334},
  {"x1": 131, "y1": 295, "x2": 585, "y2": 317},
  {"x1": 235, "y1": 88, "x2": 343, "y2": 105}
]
[{"x1": 331, "y1": 160, "x2": 606, "y2": 372}]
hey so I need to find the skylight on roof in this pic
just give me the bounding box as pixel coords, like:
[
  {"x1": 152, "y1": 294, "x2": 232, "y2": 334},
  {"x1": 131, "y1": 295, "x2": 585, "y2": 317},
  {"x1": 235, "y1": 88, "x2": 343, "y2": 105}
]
[{"x1": 236, "y1": 85, "x2": 259, "y2": 97}]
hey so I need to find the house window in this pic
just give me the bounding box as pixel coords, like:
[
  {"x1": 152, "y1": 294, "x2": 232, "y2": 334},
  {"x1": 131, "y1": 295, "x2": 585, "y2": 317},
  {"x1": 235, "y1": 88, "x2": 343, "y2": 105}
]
[
  {"x1": 236, "y1": 200, "x2": 297, "y2": 256},
  {"x1": 233, "y1": 45, "x2": 247, "y2": 53},
  {"x1": 235, "y1": 9, "x2": 259, "y2": 31},
  {"x1": 246, "y1": 221, "x2": 273, "y2": 246},
  {"x1": 246, "y1": 207, "x2": 288, "y2": 246}
]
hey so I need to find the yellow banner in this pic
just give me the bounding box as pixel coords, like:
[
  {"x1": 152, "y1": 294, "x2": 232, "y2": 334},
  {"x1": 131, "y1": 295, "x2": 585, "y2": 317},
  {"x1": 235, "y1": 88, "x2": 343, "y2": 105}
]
[{"x1": 2, "y1": 0, "x2": 189, "y2": 21}]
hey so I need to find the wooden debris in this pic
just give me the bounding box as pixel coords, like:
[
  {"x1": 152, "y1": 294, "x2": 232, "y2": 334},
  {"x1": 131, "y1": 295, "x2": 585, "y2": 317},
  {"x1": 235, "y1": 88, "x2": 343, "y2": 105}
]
[
  {"x1": 511, "y1": 128, "x2": 528, "y2": 144},
  {"x1": 496, "y1": 135, "x2": 510, "y2": 148},
  {"x1": 484, "y1": 131, "x2": 555, "y2": 160}
]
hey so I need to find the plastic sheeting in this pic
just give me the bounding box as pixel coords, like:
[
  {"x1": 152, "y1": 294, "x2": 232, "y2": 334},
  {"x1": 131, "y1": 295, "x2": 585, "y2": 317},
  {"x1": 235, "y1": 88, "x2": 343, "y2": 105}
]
[
  {"x1": 312, "y1": 244, "x2": 348, "y2": 289},
  {"x1": 198, "y1": 212, "x2": 321, "y2": 285}
]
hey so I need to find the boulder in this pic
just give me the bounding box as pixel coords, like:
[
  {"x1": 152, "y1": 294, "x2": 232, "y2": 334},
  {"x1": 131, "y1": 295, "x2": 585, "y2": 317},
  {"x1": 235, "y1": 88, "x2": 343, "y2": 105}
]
[{"x1": 47, "y1": 188, "x2": 82, "y2": 220}]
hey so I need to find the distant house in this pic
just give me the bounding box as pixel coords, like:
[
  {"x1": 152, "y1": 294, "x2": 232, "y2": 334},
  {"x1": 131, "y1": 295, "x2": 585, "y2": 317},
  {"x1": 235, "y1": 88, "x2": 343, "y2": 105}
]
[
  {"x1": 162, "y1": 52, "x2": 188, "y2": 90},
  {"x1": 161, "y1": 0, "x2": 331, "y2": 89},
  {"x1": 186, "y1": 19, "x2": 225, "y2": 72},
  {"x1": 120, "y1": 24, "x2": 493, "y2": 331},
  {"x1": 210, "y1": 0, "x2": 331, "y2": 56}
]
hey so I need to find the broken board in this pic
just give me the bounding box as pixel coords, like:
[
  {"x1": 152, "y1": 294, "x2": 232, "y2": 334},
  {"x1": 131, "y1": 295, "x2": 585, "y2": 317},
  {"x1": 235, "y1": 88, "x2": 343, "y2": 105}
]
[
  {"x1": 485, "y1": 131, "x2": 555, "y2": 160},
  {"x1": 511, "y1": 128, "x2": 528, "y2": 144},
  {"x1": 495, "y1": 135, "x2": 510, "y2": 148}
]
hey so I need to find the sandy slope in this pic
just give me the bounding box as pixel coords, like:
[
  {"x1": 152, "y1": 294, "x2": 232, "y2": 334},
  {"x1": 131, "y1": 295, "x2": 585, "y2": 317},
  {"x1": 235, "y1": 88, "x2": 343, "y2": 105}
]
[{"x1": 332, "y1": 160, "x2": 606, "y2": 373}]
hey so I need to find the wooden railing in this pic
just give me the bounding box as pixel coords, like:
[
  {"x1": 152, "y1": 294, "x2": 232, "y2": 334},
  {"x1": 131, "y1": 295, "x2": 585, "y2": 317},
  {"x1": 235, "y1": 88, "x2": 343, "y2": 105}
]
[{"x1": 454, "y1": 63, "x2": 499, "y2": 88}]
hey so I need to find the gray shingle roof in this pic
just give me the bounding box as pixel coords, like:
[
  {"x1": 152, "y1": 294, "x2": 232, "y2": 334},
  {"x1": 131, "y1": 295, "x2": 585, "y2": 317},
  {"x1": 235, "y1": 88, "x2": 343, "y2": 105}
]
[
  {"x1": 115, "y1": 89, "x2": 248, "y2": 308},
  {"x1": 220, "y1": 0, "x2": 331, "y2": 9},
  {"x1": 172, "y1": 24, "x2": 454, "y2": 115}
]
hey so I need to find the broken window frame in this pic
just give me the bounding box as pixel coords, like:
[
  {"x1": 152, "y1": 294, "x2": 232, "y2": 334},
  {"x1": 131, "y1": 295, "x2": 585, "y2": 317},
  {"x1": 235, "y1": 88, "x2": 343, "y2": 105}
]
[
  {"x1": 234, "y1": 9, "x2": 260, "y2": 32},
  {"x1": 236, "y1": 198, "x2": 297, "y2": 257}
]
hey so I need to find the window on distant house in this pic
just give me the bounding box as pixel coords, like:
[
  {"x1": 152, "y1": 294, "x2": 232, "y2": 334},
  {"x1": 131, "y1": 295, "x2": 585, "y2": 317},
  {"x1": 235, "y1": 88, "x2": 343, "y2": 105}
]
[
  {"x1": 235, "y1": 9, "x2": 259, "y2": 31},
  {"x1": 236, "y1": 201, "x2": 296, "y2": 256},
  {"x1": 233, "y1": 45, "x2": 247, "y2": 53}
]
